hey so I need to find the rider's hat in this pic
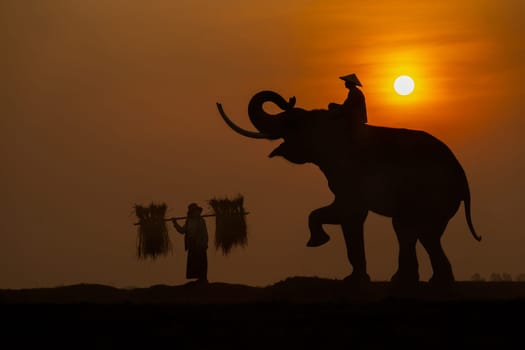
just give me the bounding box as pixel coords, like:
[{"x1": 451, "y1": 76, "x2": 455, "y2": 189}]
[{"x1": 339, "y1": 73, "x2": 362, "y2": 87}]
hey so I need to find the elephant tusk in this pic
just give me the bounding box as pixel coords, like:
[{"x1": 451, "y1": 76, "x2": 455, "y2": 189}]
[{"x1": 216, "y1": 103, "x2": 279, "y2": 139}]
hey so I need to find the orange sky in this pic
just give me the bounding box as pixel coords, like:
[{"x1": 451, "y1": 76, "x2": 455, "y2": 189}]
[{"x1": 2, "y1": 0, "x2": 524, "y2": 288}]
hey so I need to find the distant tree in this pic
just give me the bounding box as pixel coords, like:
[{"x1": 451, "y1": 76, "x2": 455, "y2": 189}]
[
  {"x1": 471, "y1": 273, "x2": 485, "y2": 282},
  {"x1": 517, "y1": 273, "x2": 525, "y2": 282},
  {"x1": 490, "y1": 273, "x2": 503, "y2": 282},
  {"x1": 502, "y1": 273, "x2": 513, "y2": 281}
]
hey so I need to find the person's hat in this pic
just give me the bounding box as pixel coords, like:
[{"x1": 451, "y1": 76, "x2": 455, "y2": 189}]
[
  {"x1": 339, "y1": 73, "x2": 362, "y2": 87},
  {"x1": 188, "y1": 203, "x2": 203, "y2": 212}
]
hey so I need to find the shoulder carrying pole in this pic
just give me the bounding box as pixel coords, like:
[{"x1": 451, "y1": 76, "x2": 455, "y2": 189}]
[{"x1": 133, "y1": 212, "x2": 249, "y2": 226}]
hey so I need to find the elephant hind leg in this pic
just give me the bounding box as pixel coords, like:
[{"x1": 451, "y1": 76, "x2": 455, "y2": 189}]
[
  {"x1": 419, "y1": 221, "x2": 455, "y2": 285},
  {"x1": 391, "y1": 217, "x2": 420, "y2": 285}
]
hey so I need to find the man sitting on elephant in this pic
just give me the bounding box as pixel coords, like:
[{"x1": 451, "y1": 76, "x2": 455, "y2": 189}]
[{"x1": 328, "y1": 73, "x2": 368, "y2": 125}]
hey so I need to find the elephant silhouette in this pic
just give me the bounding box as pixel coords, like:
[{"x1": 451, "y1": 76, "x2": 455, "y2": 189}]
[{"x1": 217, "y1": 90, "x2": 481, "y2": 286}]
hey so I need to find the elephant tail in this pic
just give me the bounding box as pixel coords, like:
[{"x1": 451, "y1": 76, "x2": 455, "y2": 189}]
[{"x1": 463, "y1": 178, "x2": 482, "y2": 242}]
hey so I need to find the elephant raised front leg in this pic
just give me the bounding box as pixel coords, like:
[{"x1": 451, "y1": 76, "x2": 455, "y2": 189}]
[{"x1": 307, "y1": 203, "x2": 339, "y2": 247}]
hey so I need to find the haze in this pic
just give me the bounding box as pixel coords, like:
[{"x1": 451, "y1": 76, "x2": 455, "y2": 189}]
[{"x1": 2, "y1": 0, "x2": 524, "y2": 288}]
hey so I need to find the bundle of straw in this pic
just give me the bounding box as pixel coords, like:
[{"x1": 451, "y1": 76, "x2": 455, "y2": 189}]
[
  {"x1": 134, "y1": 202, "x2": 172, "y2": 260},
  {"x1": 209, "y1": 195, "x2": 248, "y2": 255}
]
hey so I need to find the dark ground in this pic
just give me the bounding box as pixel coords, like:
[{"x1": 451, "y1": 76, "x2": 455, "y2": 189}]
[{"x1": 2, "y1": 277, "x2": 524, "y2": 348}]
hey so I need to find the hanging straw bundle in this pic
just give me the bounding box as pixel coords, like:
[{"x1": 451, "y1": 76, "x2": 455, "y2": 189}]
[
  {"x1": 209, "y1": 195, "x2": 248, "y2": 255},
  {"x1": 134, "y1": 202, "x2": 173, "y2": 260}
]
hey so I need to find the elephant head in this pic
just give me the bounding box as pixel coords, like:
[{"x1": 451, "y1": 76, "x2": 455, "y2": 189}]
[{"x1": 217, "y1": 90, "x2": 327, "y2": 165}]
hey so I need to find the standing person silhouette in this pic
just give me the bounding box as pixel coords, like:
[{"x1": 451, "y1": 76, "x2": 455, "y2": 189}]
[
  {"x1": 172, "y1": 203, "x2": 209, "y2": 284},
  {"x1": 328, "y1": 73, "x2": 368, "y2": 125}
]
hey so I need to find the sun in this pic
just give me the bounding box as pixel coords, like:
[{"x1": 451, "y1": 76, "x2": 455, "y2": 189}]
[{"x1": 394, "y1": 75, "x2": 415, "y2": 96}]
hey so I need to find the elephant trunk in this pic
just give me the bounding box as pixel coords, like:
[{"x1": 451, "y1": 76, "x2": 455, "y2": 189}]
[{"x1": 248, "y1": 90, "x2": 296, "y2": 137}]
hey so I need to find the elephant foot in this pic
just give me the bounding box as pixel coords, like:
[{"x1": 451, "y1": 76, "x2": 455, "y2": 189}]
[
  {"x1": 426, "y1": 275, "x2": 459, "y2": 298},
  {"x1": 306, "y1": 232, "x2": 330, "y2": 247},
  {"x1": 390, "y1": 271, "x2": 419, "y2": 287},
  {"x1": 389, "y1": 272, "x2": 420, "y2": 295},
  {"x1": 428, "y1": 274, "x2": 455, "y2": 288},
  {"x1": 343, "y1": 272, "x2": 370, "y2": 287}
]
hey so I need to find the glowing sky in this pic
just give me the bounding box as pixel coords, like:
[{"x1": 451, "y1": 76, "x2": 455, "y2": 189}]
[{"x1": 2, "y1": 0, "x2": 524, "y2": 288}]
